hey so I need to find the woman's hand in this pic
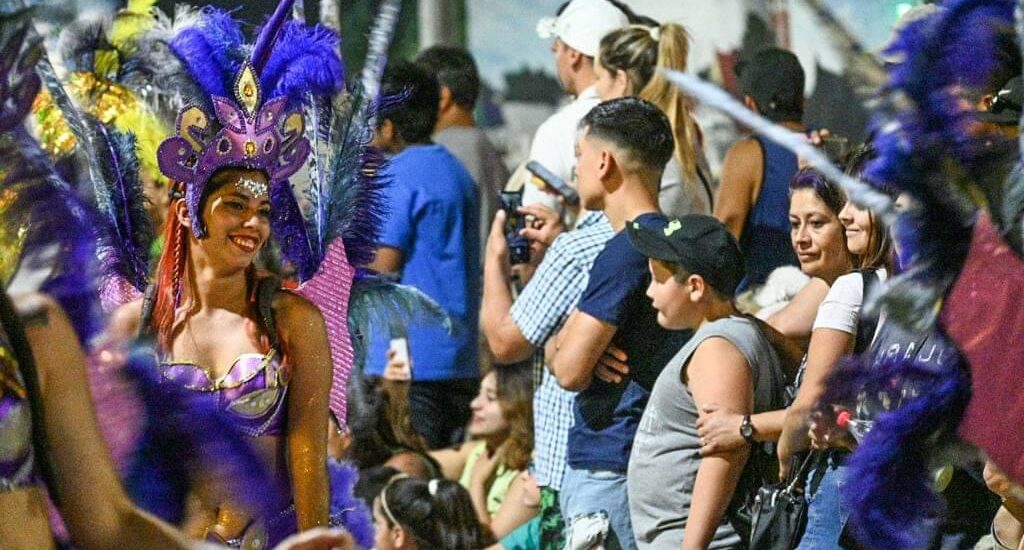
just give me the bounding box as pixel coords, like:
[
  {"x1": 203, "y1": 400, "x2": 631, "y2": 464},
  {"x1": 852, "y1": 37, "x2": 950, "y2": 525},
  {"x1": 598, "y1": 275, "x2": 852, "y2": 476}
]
[
  {"x1": 594, "y1": 344, "x2": 629, "y2": 384},
  {"x1": 470, "y1": 443, "x2": 507, "y2": 493},
  {"x1": 696, "y1": 403, "x2": 745, "y2": 456},
  {"x1": 808, "y1": 409, "x2": 855, "y2": 451},
  {"x1": 271, "y1": 528, "x2": 355, "y2": 550},
  {"x1": 383, "y1": 347, "x2": 411, "y2": 382},
  {"x1": 519, "y1": 472, "x2": 541, "y2": 509}
]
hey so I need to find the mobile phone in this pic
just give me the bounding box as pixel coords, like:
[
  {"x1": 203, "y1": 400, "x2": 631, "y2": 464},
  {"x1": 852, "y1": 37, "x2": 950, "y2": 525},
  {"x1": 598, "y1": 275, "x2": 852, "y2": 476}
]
[
  {"x1": 387, "y1": 337, "x2": 412, "y2": 381},
  {"x1": 526, "y1": 161, "x2": 580, "y2": 205},
  {"x1": 500, "y1": 190, "x2": 531, "y2": 265}
]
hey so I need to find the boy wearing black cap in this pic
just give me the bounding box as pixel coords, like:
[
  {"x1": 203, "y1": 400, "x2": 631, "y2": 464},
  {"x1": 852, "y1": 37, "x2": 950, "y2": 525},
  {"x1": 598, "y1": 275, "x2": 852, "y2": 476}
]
[
  {"x1": 714, "y1": 47, "x2": 804, "y2": 290},
  {"x1": 548, "y1": 97, "x2": 692, "y2": 550},
  {"x1": 624, "y1": 215, "x2": 786, "y2": 550}
]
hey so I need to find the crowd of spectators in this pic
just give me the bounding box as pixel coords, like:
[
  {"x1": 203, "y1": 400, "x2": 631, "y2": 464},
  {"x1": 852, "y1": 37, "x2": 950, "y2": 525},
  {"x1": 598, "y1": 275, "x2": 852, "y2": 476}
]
[{"x1": 343, "y1": 1, "x2": 1024, "y2": 549}]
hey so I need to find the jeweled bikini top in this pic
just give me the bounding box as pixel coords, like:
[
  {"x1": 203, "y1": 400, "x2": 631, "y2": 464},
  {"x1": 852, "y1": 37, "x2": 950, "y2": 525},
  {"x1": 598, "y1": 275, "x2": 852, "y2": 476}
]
[{"x1": 159, "y1": 349, "x2": 289, "y2": 438}]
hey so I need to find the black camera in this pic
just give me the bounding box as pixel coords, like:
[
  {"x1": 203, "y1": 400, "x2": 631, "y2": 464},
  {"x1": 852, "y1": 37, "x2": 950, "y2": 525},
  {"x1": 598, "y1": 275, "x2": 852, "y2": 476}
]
[{"x1": 500, "y1": 190, "x2": 530, "y2": 265}]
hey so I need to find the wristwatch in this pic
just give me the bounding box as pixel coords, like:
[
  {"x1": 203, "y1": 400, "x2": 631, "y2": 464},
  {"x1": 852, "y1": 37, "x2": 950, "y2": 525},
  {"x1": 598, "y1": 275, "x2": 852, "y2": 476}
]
[{"x1": 739, "y1": 415, "x2": 755, "y2": 444}]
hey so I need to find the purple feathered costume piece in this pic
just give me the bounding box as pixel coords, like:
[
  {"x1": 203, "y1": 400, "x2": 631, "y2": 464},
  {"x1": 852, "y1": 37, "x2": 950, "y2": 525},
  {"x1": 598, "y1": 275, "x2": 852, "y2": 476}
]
[{"x1": 817, "y1": 1, "x2": 1024, "y2": 549}]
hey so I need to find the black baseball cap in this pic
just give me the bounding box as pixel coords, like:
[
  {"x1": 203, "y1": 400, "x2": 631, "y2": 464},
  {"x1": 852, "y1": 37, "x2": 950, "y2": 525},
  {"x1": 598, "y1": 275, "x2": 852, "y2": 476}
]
[
  {"x1": 977, "y1": 75, "x2": 1023, "y2": 125},
  {"x1": 627, "y1": 214, "x2": 745, "y2": 295},
  {"x1": 736, "y1": 47, "x2": 805, "y2": 122}
]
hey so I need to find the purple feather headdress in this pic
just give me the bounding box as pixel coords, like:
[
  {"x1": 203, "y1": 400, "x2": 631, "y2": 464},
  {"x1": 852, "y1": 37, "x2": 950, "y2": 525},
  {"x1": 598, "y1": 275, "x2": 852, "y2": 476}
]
[{"x1": 156, "y1": 0, "x2": 343, "y2": 251}]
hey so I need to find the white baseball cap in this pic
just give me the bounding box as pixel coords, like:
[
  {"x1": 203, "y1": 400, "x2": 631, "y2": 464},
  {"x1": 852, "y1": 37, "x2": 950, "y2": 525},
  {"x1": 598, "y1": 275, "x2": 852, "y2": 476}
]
[{"x1": 536, "y1": 0, "x2": 629, "y2": 58}]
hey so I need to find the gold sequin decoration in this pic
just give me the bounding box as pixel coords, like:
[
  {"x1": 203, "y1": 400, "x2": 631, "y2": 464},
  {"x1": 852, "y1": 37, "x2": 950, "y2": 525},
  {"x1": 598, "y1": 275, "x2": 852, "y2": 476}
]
[
  {"x1": 31, "y1": 72, "x2": 141, "y2": 158},
  {"x1": 0, "y1": 188, "x2": 28, "y2": 286},
  {"x1": 234, "y1": 64, "x2": 261, "y2": 119},
  {"x1": 244, "y1": 140, "x2": 257, "y2": 158}
]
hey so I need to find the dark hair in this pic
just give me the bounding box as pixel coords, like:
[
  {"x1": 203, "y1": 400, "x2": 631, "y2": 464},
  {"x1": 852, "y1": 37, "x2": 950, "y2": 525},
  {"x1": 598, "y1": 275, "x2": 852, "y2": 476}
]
[
  {"x1": 415, "y1": 46, "x2": 480, "y2": 109},
  {"x1": 378, "y1": 477, "x2": 493, "y2": 550},
  {"x1": 738, "y1": 47, "x2": 805, "y2": 122},
  {"x1": 494, "y1": 364, "x2": 533, "y2": 472},
  {"x1": 789, "y1": 167, "x2": 846, "y2": 216},
  {"x1": 843, "y1": 144, "x2": 895, "y2": 271},
  {"x1": 579, "y1": 97, "x2": 675, "y2": 173},
  {"x1": 354, "y1": 465, "x2": 400, "y2": 508},
  {"x1": 346, "y1": 377, "x2": 429, "y2": 470},
  {"x1": 379, "y1": 60, "x2": 440, "y2": 144}
]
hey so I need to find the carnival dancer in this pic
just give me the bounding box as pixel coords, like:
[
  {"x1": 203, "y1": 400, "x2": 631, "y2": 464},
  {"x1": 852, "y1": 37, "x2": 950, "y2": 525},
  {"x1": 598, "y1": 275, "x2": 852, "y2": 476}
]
[
  {"x1": 0, "y1": 10, "x2": 354, "y2": 550},
  {"x1": 101, "y1": 1, "x2": 364, "y2": 545}
]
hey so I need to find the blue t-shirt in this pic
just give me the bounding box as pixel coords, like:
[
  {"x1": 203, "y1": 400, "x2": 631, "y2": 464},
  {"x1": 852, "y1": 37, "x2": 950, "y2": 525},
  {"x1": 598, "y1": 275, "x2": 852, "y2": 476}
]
[
  {"x1": 567, "y1": 212, "x2": 693, "y2": 473},
  {"x1": 368, "y1": 144, "x2": 480, "y2": 380}
]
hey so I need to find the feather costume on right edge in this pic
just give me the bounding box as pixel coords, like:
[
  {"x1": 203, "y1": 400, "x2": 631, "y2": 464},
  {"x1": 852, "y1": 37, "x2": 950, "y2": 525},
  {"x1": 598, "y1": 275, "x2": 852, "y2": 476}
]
[{"x1": 818, "y1": 1, "x2": 1024, "y2": 548}]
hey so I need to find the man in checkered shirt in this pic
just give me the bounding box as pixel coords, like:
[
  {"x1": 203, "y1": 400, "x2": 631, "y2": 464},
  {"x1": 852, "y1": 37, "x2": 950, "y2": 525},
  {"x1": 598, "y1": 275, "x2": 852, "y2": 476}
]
[{"x1": 482, "y1": 202, "x2": 613, "y2": 550}]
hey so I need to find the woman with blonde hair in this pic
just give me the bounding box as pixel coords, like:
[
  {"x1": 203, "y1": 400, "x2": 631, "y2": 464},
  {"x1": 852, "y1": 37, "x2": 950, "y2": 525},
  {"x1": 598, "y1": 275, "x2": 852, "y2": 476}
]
[{"x1": 595, "y1": 22, "x2": 715, "y2": 217}]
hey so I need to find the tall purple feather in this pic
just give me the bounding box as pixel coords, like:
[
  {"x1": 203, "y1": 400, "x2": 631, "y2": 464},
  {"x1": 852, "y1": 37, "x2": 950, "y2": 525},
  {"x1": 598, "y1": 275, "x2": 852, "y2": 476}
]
[
  {"x1": 2, "y1": 127, "x2": 104, "y2": 344},
  {"x1": 862, "y1": 0, "x2": 1017, "y2": 330},
  {"x1": 88, "y1": 119, "x2": 154, "y2": 296},
  {"x1": 250, "y1": 0, "x2": 296, "y2": 74}
]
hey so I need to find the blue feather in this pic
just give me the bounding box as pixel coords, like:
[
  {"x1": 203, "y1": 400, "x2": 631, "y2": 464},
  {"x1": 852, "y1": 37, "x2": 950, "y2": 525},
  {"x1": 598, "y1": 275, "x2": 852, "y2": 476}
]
[
  {"x1": 301, "y1": 0, "x2": 400, "y2": 269},
  {"x1": 168, "y1": 7, "x2": 245, "y2": 100},
  {"x1": 270, "y1": 180, "x2": 317, "y2": 281},
  {"x1": 346, "y1": 271, "x2": 452, "y2": 378},
  {"x1": 327, "y1": 459, "x2": 375, "y2": 549},
  {"x1": 827, "y1": 353, "x2": 971, "y2": 550},
  {"x1": 258, "y1": 20, "x2": 344, "y2": 107}
]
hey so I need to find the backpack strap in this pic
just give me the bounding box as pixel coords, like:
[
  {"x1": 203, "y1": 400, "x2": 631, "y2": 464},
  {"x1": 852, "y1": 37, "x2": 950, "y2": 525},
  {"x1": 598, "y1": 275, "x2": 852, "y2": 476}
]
[
  {"x1": 137, "y1": 283, "x2": 158, "y2": 341},
  {"x1": 854, "y1": 269, "x2": 881, "y2": 355},
  {"x1": 255, "y1": 276, "x2": 282, "y2": 353}
]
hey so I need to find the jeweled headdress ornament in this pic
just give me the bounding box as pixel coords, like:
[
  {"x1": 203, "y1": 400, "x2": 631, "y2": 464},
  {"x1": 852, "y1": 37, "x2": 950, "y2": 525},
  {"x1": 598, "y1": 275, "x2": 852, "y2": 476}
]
[{"x1": 156, "y1": 0, "x2": 339, "y2": 241}]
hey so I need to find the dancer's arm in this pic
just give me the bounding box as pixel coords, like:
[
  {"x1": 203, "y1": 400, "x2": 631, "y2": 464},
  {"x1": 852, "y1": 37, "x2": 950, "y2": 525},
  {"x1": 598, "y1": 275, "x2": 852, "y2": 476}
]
[
  {"x1": 277, "y1": 293, "x2": 333, "y2": 531},
  {"x1": 16, "y1": 293, "x2": 199, "y2": 550}
]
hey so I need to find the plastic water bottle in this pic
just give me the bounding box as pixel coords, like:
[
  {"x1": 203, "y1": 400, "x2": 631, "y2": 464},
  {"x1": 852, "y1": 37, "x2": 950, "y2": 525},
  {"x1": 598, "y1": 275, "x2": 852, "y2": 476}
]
[{"x1": 834, "y1": 408, "x2": 953, "y2": 492}]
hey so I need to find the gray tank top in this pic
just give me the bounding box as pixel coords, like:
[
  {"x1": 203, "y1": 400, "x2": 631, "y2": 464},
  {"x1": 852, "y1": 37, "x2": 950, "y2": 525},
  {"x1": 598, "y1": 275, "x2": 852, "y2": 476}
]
[{"x1": 627, "y1": 316, "x2": 786, "y2": 549}]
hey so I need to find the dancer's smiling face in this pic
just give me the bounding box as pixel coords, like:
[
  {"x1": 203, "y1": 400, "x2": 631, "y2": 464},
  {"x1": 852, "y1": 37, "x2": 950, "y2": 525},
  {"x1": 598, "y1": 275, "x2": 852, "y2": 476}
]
[{"x1": 180, "y1": 168, "x2": 271, "y2": 272}]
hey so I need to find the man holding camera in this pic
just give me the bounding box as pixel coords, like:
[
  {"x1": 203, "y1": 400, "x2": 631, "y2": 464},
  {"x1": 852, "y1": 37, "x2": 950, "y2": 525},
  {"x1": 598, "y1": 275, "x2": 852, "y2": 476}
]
[{"x1": 482, "y1": 186, "x2": 612, "y2": 550}]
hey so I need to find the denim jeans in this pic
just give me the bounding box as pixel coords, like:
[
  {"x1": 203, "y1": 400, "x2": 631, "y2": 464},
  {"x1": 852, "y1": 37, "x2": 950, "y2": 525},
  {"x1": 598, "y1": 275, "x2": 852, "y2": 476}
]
[
  {"x1": 796, "y1": 454, "x2": 848, "y2": 550},
  {"x1": 560, "y1": 466, "x2": 638, "y2": 550}
]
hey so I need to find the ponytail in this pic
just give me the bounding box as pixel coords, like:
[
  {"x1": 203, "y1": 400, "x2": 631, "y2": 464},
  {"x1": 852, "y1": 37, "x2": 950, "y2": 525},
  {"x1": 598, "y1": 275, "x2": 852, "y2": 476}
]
[
  {"x1": 379, "y1": 477, "x2": 493, "y2": 550},
  {"x1": 150, "y1": 194, "x2": 188, "y2": 351},
  {"x1": 639, "y1": 23, "x2": 701, "y2": 182},
  {"x1": 598, "y1": 23, "x2": 703, "y2": 182}
]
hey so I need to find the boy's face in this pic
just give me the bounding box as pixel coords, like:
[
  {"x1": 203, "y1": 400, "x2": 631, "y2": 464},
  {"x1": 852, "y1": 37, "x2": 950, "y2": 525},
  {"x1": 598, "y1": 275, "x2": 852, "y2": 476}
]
[
  {"x1": 574, "y1": 129, "x2": 605, "y2": 210},
  {"x1": 646, "y1": 258, "x2": 698, "y2": 330}
]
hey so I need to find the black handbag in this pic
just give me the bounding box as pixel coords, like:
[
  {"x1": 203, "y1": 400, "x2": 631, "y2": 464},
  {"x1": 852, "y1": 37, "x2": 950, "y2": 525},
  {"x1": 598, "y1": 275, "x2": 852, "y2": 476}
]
[{"x1": 748, "y1": 451, "x2": 816, "y2": 550}]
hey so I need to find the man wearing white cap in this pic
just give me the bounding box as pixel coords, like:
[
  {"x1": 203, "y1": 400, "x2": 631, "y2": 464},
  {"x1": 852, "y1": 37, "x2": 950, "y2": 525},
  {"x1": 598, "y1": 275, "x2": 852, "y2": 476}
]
[{"x1": 526, "y1": 0, "x2": 629, "y2": 215}]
